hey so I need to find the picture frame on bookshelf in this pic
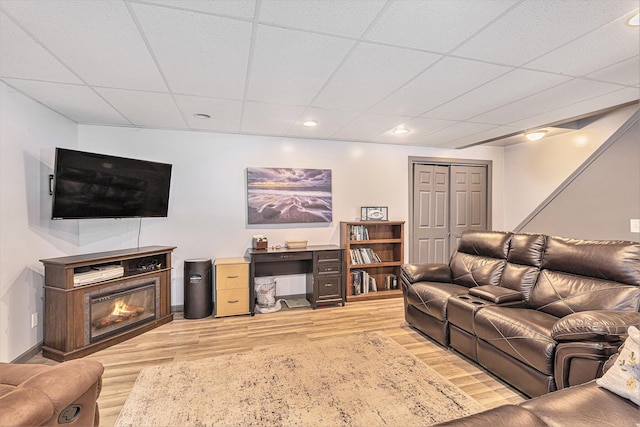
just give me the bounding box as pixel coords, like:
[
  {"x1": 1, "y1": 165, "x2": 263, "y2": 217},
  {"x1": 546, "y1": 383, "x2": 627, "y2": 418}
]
[{"x1": 360, "y1": 206, "x2": 388, "y2": 221}]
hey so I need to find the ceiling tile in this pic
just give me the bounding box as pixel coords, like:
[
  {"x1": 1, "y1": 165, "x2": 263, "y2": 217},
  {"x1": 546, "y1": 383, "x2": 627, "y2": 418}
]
[
  {"x1": 2, "y1": 79, "x2": 129, "y2": 124},
  {"x1": 452, "y1": 0, "x2": 639, "y2": 66},
  {"x1": 424, "y1": 69, "x2": 572, "y2": 121},
  {"x1": 370, "y1": 57, "x2": 512, "y2": 116},
  {"x1": 585, "y1": 56, "x2": 640, "y2": 86},
  {"x1": 366, "y1": 0, "x2": 518, "y2": 53},
  {"x1": 0, "y1": 12, "x2": 81, "y2": 84},
  {"x1": 1, "y1": 0, "x2": 167, "y2": 91},
  {"x1": 526, "y1": 15, "x2": 640, "y2": 76},
  {"x1": 312, "y1": 42, "x2": 440, "y2": 111},
  {"x1": 508, "y1": 87, "x2": 640, "y2": 129},
  {"x1": 142, "y1": 0, "x2": 256, "y2": 20},
  {"x1": 371, "y1": 116, "x2": 456, "y2": 144},
  {"x1": 241, "y1": 101, "x2": 306, "y2": 135},
  {"x1": 131, "y1": 2, "x2": 252, "y2": 99},
  {"x1": 286, "y1": 107, "x2": 360, "y2": 139},
  {"x1": 472, "y1": 78, "x2": 627, "y2": 125},
  {"x1": 174, "y1": 95, "x2": 243, "y2": 132},
  {"x1": 246, "y1": 25, "x2": 355, "y2": 105},
  {"x1": 437, "y1": 125, "x2": 522, "y2": 148},
  {"x1": 332, "y1": 113, "x2": 410, "y2": 141},
  {"x1": 95, "y1": 88, "x2": 186, "y2": 129},
  {"x1": 416, "y1": 121, "x2": 499, "y2": 146},
  {"x1": 259, "y1": 0, "x2": 386, "y2": 38}
]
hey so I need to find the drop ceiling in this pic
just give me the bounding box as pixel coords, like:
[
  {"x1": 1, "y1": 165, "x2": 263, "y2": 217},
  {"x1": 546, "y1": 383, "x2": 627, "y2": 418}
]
[{"x1": 1, "y1": 0, "x2": 638, "y2": 148}]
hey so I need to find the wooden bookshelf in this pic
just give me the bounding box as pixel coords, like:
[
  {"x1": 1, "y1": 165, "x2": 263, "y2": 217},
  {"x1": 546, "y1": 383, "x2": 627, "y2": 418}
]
[{"x1": 340, "y1": 221, "x2": 404, "y2": 302}]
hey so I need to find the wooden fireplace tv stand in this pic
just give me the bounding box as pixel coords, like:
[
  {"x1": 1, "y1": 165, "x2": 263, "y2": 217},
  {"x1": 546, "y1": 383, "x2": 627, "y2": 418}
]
[{"x1": 40, "y1": 246, "x2": 175, "y2": 362}]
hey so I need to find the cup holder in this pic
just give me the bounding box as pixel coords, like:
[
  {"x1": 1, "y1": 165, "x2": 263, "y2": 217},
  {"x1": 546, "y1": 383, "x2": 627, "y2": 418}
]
[
  {"x1": 458, "y1": 295, "x2": 471, "y2": 300},
  {"x1": 471, "y1": 301, "x2": 485, "y2": 305}
]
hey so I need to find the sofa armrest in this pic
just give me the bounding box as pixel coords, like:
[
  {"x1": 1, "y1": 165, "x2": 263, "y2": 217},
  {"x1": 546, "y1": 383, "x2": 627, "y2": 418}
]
[
  {"x1": 0, "y1": 388, "x2": 54, "y2": 427},
  {"x1": 551, "y1": 311, "x2": 640, "y2": 342},
  {"x1": 468, "y1": 285, "x2": 523, "y2": 304},
  {"x1": 401, "y1": 263, "x2": 451, "y2": 284}
]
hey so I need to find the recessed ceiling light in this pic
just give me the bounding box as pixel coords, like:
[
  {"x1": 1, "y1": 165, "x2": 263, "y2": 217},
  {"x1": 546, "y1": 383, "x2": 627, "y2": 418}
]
[
  {"x1": 525, "y1": 130, "x2": 547, "y2": 141},
  {"x1": 303, "y1": 120, "x2": 317, "y2": 127},
  {"x1": 628, "y1": 12, "x2": 639, "y2": 26},
  {"x1": 393, "y1": 126, "x2": 409, "y2": 135},
  {"x1": 193, "y1": 113, "x2": 211, "y2": 119}
]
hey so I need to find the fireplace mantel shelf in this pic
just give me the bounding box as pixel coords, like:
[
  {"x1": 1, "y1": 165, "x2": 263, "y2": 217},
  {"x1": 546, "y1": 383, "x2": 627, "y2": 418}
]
[{"x1": 40, "y1": 246, "x2": 176, "y2": 362}]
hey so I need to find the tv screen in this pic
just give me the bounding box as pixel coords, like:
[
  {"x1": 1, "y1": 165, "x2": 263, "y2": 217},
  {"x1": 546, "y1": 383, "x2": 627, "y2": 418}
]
[{"x1": 52, "y1": 148, "x2": 172, "y2": 219}]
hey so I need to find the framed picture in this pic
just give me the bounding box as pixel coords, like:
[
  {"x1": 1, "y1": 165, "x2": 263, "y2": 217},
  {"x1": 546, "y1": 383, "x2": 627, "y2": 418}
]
[
  {"x1": 247, "y1": 168, "x2": 332, "y2": 224},
  {"x1": 360, "y1": 206, "x2": 388, "y2": 221}
]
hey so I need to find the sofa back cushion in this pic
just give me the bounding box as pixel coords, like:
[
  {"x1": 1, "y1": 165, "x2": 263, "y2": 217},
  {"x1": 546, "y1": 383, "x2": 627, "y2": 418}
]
[
  {"x1": 530, "y1": 271, "x2": 640, "y2": 316},
  {"x1": 450, "y1": 231, "x2": 511, "y2": 288},
  {"x1": 529, "y1": 236, "x2": 640, "y2": 315},
  {"x1": 500, "y1": 233, "x2": 546, "y2": 299},
  {"x1": 541, "y1": 236, "x2": 640, "y2": 286}
]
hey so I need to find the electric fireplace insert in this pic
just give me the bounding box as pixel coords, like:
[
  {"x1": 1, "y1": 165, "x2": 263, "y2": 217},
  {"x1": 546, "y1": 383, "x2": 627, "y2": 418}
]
[{"x1": 88, "y1": 281, "x2": 157, "y2": 343}]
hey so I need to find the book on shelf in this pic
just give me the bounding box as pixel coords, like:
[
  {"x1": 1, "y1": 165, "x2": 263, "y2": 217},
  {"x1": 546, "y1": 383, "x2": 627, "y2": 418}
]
[
  {"x1": 384, "y1": 274, "x2": 398, "y2": 290},
  {"x1": 349, "y1": 225, "x2": 369, "y2": 241},
  {"x1": 349, "y1": 248, "x2": 381, "y2": 265},
  {"x1": 351, "y1": 270, "x2": 379, "y2": 294}
]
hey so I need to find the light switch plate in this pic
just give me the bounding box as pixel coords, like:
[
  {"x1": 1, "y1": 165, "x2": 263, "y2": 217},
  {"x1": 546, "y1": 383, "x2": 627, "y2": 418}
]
[{"x1": 630, "y1": 219, "x2": 640, "y2": 233}]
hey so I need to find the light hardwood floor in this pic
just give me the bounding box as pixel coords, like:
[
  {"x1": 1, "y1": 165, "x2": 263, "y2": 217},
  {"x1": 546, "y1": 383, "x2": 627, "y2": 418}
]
[{"x1": 28, "y1": 298, "x2": 526, "y2": 426}]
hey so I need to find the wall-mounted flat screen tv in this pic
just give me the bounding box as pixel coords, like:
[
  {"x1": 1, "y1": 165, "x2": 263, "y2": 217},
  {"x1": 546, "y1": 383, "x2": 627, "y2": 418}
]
[{"x1": 51, "y1": 148, "x2": 172, "y2": 219}]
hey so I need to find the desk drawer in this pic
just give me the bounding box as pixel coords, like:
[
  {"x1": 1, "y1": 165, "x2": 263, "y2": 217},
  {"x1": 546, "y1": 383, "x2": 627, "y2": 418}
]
[
  {"x1": 216, "y1": 288, "x2": 249, "y2": 317},
  {"x1": 316, "y1": 262, "x2": 341, "y2": 275},
  {"x1": 254, "y1": 252, "x2": 312, "y2": 263},
  {"x1": 317, "y1": 276, "x2": 342, "y2": 299},
  {"x1": 315, "y1": 250, "x2": 341, "y2": 262},
  {"x1": 216, "y1": 264, "x2": 248, "y2": 290}
]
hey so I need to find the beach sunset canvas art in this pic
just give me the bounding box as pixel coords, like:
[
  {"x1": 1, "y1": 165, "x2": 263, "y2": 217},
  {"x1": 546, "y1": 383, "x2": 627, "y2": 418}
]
[{"x1": 247, "y1": 168, "x2": 332, "y2": 224}]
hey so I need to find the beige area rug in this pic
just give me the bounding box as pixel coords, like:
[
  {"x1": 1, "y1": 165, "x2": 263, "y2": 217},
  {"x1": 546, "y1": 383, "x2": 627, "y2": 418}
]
[{"x1": 115, "y1": 332, "x2": 484, "y2": 427}]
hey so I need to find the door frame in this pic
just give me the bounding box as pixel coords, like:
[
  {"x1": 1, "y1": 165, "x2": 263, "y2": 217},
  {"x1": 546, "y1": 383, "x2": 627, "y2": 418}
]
[{"x1": 407, "y1": 156, "x2": 493, "y2": 263}]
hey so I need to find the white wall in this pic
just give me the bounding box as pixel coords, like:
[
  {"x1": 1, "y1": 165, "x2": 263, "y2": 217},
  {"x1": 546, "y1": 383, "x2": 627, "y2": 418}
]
[
  {"x1": 0, "y1": 82, "x2": 78, "y2": 362},
  {"x1": 503, "y1": 104, "x2": 639, "y2": 230},
  {"x1": 76, "y1": 125, "x2": 506, "y2": 304}
]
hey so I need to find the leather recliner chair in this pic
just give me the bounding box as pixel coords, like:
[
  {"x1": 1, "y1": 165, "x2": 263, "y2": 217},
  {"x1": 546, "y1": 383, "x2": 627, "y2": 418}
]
[{"x1": 0, "y1": 359, "x2": 104, "y2": 426}]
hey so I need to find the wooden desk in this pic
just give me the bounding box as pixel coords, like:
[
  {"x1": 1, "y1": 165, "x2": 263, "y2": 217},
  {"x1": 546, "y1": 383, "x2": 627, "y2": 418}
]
[{"x1": 245, "y1": 245, "x2": 344, "y2": 311}]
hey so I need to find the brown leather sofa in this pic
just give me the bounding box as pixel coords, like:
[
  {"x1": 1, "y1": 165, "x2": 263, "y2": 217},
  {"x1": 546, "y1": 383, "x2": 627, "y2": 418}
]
[
  {"x1": 434, "y1": 340, "x2": 640, "y2": 426},
  {"x1": 0, "y1": 359, "x2": 104, "y2": 426},
  {"x1": 401, "y1": 230, "x2": 640, "y2": 397}
]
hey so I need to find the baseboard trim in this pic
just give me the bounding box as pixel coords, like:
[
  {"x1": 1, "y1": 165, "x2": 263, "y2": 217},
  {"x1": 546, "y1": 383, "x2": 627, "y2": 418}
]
[{"x1": 12, "y1": 341, "x2": 43, "y2": 364}]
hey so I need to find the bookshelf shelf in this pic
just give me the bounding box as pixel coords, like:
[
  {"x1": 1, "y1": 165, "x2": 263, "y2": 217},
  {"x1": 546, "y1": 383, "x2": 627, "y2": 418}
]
[{"x1": 340, "y1": 221, "x2": 405, "y2": 302}]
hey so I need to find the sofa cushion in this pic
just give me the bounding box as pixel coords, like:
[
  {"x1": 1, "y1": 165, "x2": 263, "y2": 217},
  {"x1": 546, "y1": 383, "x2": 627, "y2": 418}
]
[
  {"x1": 541, "y1": 236, "x2": 640, "y2": 286},
  {"x1": 529, "y1": 270, "x2": 640, "y2": 316},
  {"x1": 405, "y1": 282, "x2": 470, "y2": 321},
  {"x1": 551, "y1": 310, "x2": 640, "y2": 342},
  {"x1": 449, "y1": 231, "x2": 511, "y2": 289},
  {"x1": 596, "y1": 326, "x2": 640, "y2": 405},
  {"x1": 500, "y1": 233, "x2": 544, "y2": 298},
  {"x1": 521, "y1": 380, "x2": 640, "y2": 426},
  {"x1": 507, "y1": 233, "x2": 546, "y2": 267},
  {"x1": 451, "y1": 253, "x2": 506, "y2": 288},
  {"x1": 474, "y1": 306, "x2": 557, "y2": 375},
  {"x1": 457, "y1": 230, "x2": 512, "y2": 259}
]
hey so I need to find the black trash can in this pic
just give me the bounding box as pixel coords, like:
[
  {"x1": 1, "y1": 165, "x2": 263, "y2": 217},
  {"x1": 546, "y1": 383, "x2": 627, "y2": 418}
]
[{"x1": 184, "y1": 258, "x2": 212, "y2": 319}]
